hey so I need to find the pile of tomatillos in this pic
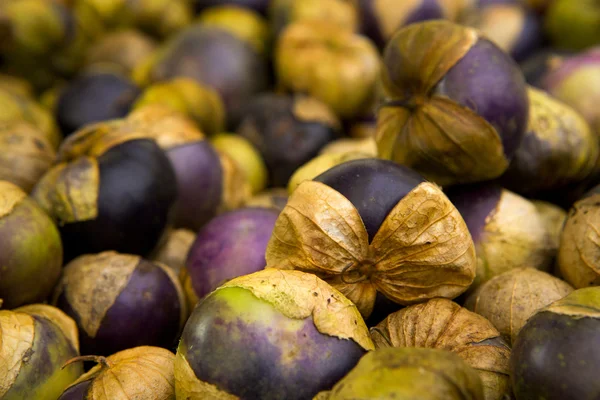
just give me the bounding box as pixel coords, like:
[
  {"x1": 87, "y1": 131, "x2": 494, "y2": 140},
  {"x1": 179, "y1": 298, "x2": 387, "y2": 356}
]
[{"x1": 0, "y1": 0, "x2": 599, "y2": 399}]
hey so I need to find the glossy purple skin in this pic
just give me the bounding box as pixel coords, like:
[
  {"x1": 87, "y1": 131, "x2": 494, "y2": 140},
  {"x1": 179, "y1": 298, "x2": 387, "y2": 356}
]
[
  {"x1": 56, "y1": 259, "x2": 183, "y2": 356},
  {"x1": 167, "y1": 141, "x2": 223, "y2": 231},
  {"x1": 179, "y1": 288, "x2": 366, "y2": 400},
  {"x1": 446, "y1": 184, "x2": 502, "y2": 243},
  {"x1": 435, "y1": 38, "x2": 529, "y2": 159},
  {"x1": 359, "y1": 0, "x2": 445, "y2": 48},
  {"x1": 56, "y1": 72, "x2": 140, "y2": 136},
  {"x1": 315, "y1": 159, "x2": 425, "y2": 242},
  {"x1": 58, "y1": 381, "x2": 92, "y2": 400},
  {"x1": 186, "y1": 207, "x2": 278, "y2": 298},
  {"x1": 149, "y1": 26, "x2": 269, "y2": 129},
  {"x1": 511, "y1": 311, "x2": 600, "y2": 400}
]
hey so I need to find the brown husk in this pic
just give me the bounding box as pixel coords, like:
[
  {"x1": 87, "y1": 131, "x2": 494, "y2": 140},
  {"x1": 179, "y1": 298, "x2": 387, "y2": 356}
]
[
  {"x1": 465, "y1": 268, "x2": 573, "y2": 344},
  {"x1": 0, "y1": 180, "x2": 27, "y2": 219},
  {"x1": 376, "y1": 21, "x2": 509, "y2": 186},
  {"x1": 151, "y1": 228, "x2": 196, "y2": 274},
  {"x1": 266, "y1": 180, "x2": 476, "y2": 317},
  {"x1": 558, "y1": 194, "x2": 600, "y2": 288},
  {"x1": 64, "y1": 346, "x2": 176, "y2": 400},
  {"x1": 371, "y1": 298, "x2": 510, "y2": 400}
]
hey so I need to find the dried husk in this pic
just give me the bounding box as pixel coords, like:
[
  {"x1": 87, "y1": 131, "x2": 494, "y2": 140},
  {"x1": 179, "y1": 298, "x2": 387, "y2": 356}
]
[
  {"x1": 52, "y1": 252, "x2": 141, "y2": 338},
  {"x1": 244, "y1": 188, "x2": 289, "y2": 212},
  {"x1": 132, "y1": 80, "x2": 225, "y2": 136},
  {"x1": 533, "y1": 200, "x2": 567, "y2": 255},
  {"x1": 0, "y1": 180, "x2": 27, "y2": 219},
  {"x1": 376, "y1": 21, "x2": 508, "y2": 186},
  {"x1": 472, "y1": 189, "x2": 554, "y2": 288},
  {"x1": 502, "y1": 87, "x2": 599, "y2": 194},
  {"x1": 318, "y1": 137, "x2": 378, "y2": 157},
  {"x1": 64, "y1": 346, "x2": 176, "y2": 400},
  {"x1": 216, "y1": 150, "x2": 252, "y2": 213},
  {"x1": 317, "y1": 347, "x2": 485, "y2": 400},
  {"x1": 276, "y1": 20, "x2": 380, "y2": 119},
  {"x1": 558, "y1": 194, "x2": 600, "y2": 288},
  {"x1": 151, "y1": 228, "x2": 196, "y2": 274},
  {"x1": 179, "y1": 267, "x2": 200, "y2": 312},
  {"x1": 465, "y1": 268, "x2": 574, "y2": 344},
  {"x1": 266, "y1": 180, "x2": 476, "y2": 317},
  {"x1": 0, "y1": 88, "x2": 61, "y2": 149},
  {"x1": 14, "y1": 304, "x2": 80, "y2": 352},
  {"x1": 371, "y1": 298, "x2": 510, "y2": 400},
  {"x1": 0, "y1": 308, "x2": 82, "y2": 400},
  {"x1": 0, "y1": 122, "x2": 56, "y2": 192},
  {"x1": 287, "y1": 151, "x2": 372, "y2": 194},
  {"x1": 31, "y1": 156, "x2": 100, "y2": 224},
  {"x1": 175, "y1": 269, "x2": 374, "y2": 399},
  {"x1": 540, "y1": 287, "x2": 600, "y2": 319}
]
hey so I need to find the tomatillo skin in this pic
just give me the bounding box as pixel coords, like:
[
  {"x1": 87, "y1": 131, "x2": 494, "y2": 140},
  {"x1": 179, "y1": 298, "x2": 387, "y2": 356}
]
[
  {"x1": 377, "y1": 20, "x2": 529, "y2": 186},
  {"x1": 175, "y1": 269, "x2": 374, "y2": 400},
  {"x1": 511, "y1": 288, "x2": 600, "y2": 400}
]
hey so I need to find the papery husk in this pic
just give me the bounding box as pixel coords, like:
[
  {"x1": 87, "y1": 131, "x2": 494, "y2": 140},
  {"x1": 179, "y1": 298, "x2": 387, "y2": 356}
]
[
  {"x1": 473, "y1": 189, "x2": 553, "y2": 288},
  {"x1": 55, "y1": 120, "x2": 147, "y2": 162},
  {"x1": 503, "y1": 87, "x2": 599, "y2": 194},
  {"x1": 52, "y1": 252, "x2": 141, "y2": 338},
  {"x1": 320, "y1": 347, "x2": 485, "y2": 400},
  {"x1": 465, "y1": 268, "x2": 574, "y2": 345},
  {"x1": 0, "y1": 180, "x2": 27, "y2": 219},
  {"x1": 0, "y1": 311, "x2": 35, "y2": 398},
  {"x1": 179, "y1": 267, "x2": 200, "y2": 312},
  {"x1": 244, "y1": 188, "x2": 289, "y2": 212},
  {"x1": 132, "y1": 79, "x2": 225, "y2": 136},
  {"x1": 266, "y1": 180, "x2": 476, "y2": 317},
  {"x1": 376, "y1": 21, "x2": 509, "y2": 186},
  {"x1": 533, "y1": 200, "x2": 567, "y2": 252},
  {"x1": 151, "y1": 228, "x2": 196, "y2": 274},
  {"x1": 371, "y1": 298, "x2": 510, "y2": 400},
  {"x1": 64, "y1": 346, "x2": 176, "y2": 400},
  {"x1": 0, "y1": 88, "x2": 61, "y2": 149},
  {"x1": 31, "y1": 156, "x2": 100, "y2": 224},
  {"x1": 14, "y1": 304, "x2": 80, "y2": 352},
  {"x1": 540, "y1": 287, "x2": 600, "y2": 319},
  {"x1": 124, "y1": 104, "x2": 205, "y2": 149},
  {"x1": 318, "y1": 137, "x2": 378, "y2": 157},
  {"x1": 276, "y1": 20, "x2": 380, "y2": 119},
  {"x1": 220, "y1": 269, "x2": 374, "y2": 351},
  {"x1": 287, "y1": 151, "x2": 372, "y2": 194},
  {"x1": 558, "y1": 194, "x2": 600, "y2": 288},
  {"x1": 0, "y1": 122, "x2": 56, "y2": 192},
  {"x1": 216, "y1": 150, "x2": 252, "y2": 214}
]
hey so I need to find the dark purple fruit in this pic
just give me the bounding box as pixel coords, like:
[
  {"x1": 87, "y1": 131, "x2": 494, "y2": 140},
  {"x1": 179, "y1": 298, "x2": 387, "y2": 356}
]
[
  {"x1": 56, "y1": 71, "x2": 140, "y2": 136},
  {"x1": 32, "y1": 130, "x2": 177, "y2": 262},
  {"x1": 53, "y1": 252, "x2": 186, "y2": 356},
  {"x1": 511, "y1": 287, "x2": 600, "y2": 400},
  {"x1": 184, "y1": 207, "x2": 278, "y2": 303},
  {"x1": 315, "y1": 158, "x2": 424, "y2": 241},
  {"x1": 237, "y1": 94, "x2": 339, "y2": 187}
]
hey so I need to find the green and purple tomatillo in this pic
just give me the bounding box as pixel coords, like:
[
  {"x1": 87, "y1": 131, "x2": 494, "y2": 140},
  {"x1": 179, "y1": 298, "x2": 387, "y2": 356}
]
[
  {"x1": 53, "y1": 251, "x2": 186, "y2": 356},
  {"x1": 511, "y1": 287, "x2": 600, "y2": 400},
  {"x1": 376, "y1": 20, "x2": 529, "y2": 186},
  {"x1": 541, "y1": 47, "x2": 600, "y2": 136},
  {"x1": 0, "y1": 181, "x2": 62, "y2": 308},
  {"x1": 175, "y1": 269, "x2": 374, "y2": 400},
  {"x1": 0, "y1": 304, "x2": 82, "y2": 400}
]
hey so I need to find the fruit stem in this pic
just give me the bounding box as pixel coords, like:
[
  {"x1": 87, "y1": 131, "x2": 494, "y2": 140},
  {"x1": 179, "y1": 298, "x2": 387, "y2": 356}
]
[{"x1": 62, "y1": 355, "x2": 114, "y2": 369}]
